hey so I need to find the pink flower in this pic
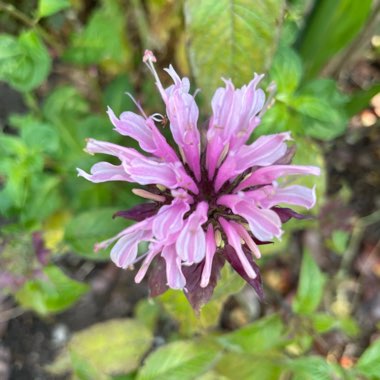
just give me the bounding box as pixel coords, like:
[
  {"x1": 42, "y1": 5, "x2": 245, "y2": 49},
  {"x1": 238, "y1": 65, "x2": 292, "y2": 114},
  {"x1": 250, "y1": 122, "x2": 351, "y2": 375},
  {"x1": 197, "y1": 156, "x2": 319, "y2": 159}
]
[{"x1": 78, "y1": 50, "x2": 320, "y2": 310}]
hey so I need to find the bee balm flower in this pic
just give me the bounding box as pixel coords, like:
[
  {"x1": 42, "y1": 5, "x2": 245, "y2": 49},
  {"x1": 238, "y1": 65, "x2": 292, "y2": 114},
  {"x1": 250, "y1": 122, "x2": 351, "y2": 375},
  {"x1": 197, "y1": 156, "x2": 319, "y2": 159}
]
[{"x1": 78, "y1": 51, "x2": 320, "y2": 310}]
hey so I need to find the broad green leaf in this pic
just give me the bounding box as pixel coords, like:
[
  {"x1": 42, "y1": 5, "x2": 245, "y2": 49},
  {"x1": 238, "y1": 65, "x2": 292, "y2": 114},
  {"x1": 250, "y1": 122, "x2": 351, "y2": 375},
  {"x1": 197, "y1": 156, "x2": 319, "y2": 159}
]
[
  {"x1": 217, "y1": 314, "x2": 286, "y2": 354},
  {"x1": 185, "y1": 0, "x2": 284, "y2": 102},
  {"x1": 37, "y1": 0, "x2": 70, "y2": 18},
  {"x1": 0, "y1": 31, "x2": 51, "y2": 91},
  {"x1": 356, "y1": 338, "x2": 380, "y2": 379},
  {"x1": 215, "y1": 352, "x2": 283, "y2": 380},
  {"x1": 64, "y1": 208, "x2": 133, "y2": 260},
  {"x1": 64, "y1": 1, "x2": 130, "y2": 66},
  {"x1": 69, "y1": 319, "x2": 153, "y2": 376},
  {"x1": 15, "y1": 265, "x2": 89, "y2": 315},
  {"x1": 287, "y1": 356, "x2": 336, "y2": 380},
  {"x1": 137, "y1": 340, "x2": 220, "y2": 380},
  {"x1": 293, "y1": 250, "x2": 327, "y2": 315},
  {"x1": 297, "y1": 0, "x2": 372, "y2": 79}
]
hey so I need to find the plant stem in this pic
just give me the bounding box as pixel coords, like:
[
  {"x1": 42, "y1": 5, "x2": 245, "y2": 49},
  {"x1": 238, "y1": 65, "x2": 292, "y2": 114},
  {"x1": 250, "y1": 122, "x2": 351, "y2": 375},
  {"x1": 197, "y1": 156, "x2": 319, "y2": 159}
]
[{"x1": 0, "y1": 1, "x2": 63, "y2": 53}]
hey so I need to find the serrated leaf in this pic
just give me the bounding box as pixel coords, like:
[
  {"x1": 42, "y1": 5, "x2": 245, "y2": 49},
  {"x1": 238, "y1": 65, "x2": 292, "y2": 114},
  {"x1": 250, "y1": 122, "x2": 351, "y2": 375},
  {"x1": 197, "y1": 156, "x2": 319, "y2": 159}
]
[
  {"x1": 15, "y1": 265, "x2": 89, "y2": 315},
  {"x1": 0, "y1": 31, "x2": 51, "y2": 91},
  {"x1": 217, "y1": 314, "x2": 286, "y2": 354},
  {"x1": 270, "y1": 45, "x2": 303, "y2": 95},
  {"x1": 287, "y1": 356, "x2": 336, "y2": 380},
  {"x1": 356, "y1": 339, "x2": 380, "y2": 379},
  {"x1": 37, "y1": 0, "x2": 70, "y2": 18},
  {"x1": 64, "y1": 1, "x2": 130, "y2": 66},
  {"x1": 64, "y1": 208, "x2": 133, "y2": 260},
  {"x1": 137, "y1": 340, "x2": 219, "y2": 380},
  {"x1": 292, "y1": 250, "x2": 326, "y2": 315},
  {"x1": 185, "y1": 0, "x2": 284, "y2": 102}
]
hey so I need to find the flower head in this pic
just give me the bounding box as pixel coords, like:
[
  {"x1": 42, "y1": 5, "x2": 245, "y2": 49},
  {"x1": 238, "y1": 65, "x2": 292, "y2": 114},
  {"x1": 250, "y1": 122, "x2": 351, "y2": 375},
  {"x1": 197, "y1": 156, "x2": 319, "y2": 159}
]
[{"x1": 78, "y1": 50, "x2": 320, "y2": 310}]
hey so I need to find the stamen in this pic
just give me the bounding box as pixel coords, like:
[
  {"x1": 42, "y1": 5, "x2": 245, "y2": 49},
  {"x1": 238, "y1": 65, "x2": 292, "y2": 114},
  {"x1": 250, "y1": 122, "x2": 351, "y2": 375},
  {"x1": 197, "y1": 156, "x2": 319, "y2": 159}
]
[
  {"x1": 216, "y1": 143, "x2": 230, "y2": 168},
  {"x1": 142, "y1": 49, "x2": 168, "y2": 103},
  {"x1": 125, "y1": 92, "x2": 148, "y2": 119},
  {"x1": 214, "y1": 229, "x2": 223, "y2": 247},
  {"x1": 132, "y1": 188, "x2": 166, "y2": 203},
  {"x1": 156, "y1": 184, "x2": 166, "y2": 192}
]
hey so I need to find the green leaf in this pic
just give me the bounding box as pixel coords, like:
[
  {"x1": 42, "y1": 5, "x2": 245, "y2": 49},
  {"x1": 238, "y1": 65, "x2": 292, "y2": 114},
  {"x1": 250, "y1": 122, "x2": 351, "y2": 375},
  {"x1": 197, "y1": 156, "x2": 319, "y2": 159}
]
[
  {"x1": 135, "y1": 299, "x2": 160, "y2": 331},
  {"x1": 64, "y1": 1, "x2": 130, "y2": 66},
  {"x1": 0, "y1": 31, "x2": 51, "y2": 91},
  {"x1": 185, "y1": 0, "x2": 284, "y2": 102},
  {"x1": 103, "y1": 74, "x2": 134, "y2": 115},
  {"x1": 217, "y1": 314, "x2": 286, "y2": 354},
  {"x1": 270, "y1": 45, "x2": 303, "y2": 96},
  {"x1": 137, "y1": 340, "x2": 219, "y2": 380},
  {"x1": 69, "y1": 319, "x2": 153, "y2": 376},
  {"x1": 15, "y1": 265, "x2": 89, "y2": 315},
  {"x1": 356, "y1": 338, "x2": 380, "y2": 379},
  {"x1": 311, "y1": 313, "x2": 338, "y2": 334},
  {"x1": 293, "y1": 250, "x2": 327, "y2": 315},
  {"x1": 345, "y1": 83, "x2": 380, "y2": 117},
  {"x1": 297, "y1": 0, "x2": 372, "y2": 79},
  {"x1": 158, "y1": 266, "x2": 243, "y2": 337},
  {"x1": 287, "y1": 356, "x2": 336, "y2": 380},
  {"x1": 9, "y1": 114, "x2": 59, "y2": 154},
  {"x1": 37, "y1": 0, "x2": 70, "y2": 18},
  {"x1": 214, "y1": 352, "x2": 283, "y2": 380},
  {"x1": 64, "y1": 208, "x2": 133, "y2": 260}
]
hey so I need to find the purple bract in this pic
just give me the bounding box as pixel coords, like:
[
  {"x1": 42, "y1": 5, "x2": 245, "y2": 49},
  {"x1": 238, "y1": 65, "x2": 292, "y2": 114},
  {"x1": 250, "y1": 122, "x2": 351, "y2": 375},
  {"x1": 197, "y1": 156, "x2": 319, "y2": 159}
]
[{"x1": 78, "y1": 51, "x2": 320, "y2": 310}]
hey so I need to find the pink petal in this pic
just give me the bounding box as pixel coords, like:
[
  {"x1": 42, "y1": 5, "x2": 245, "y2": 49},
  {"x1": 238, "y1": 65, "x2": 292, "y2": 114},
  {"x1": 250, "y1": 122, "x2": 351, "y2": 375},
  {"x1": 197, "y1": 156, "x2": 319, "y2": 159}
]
[
  {"x1": 176, "y1": 202, "x2": 208, "y2": 264},
  {"x1": 166, "y1": 89, "x2": 201, "y2": 180},
  {"x1": 161, "y1": 244, "x2": 186, "y2": 289},
  {"x1": 259, "y1": 185, "x2": 317, "y2": 209},
  {"x1": 236, "y1": 165, "x2": 321, "y2": 191},
  {"x1": 152, "y1": 198, "x2": 190, "y2": 240},
  {"x1": 200, "y1": 224, "x2": 217, "y2": 288},
  {"x1": 77, "y1": 162, "x2": 131, "y2": 183},
  {"x1": 219, "y1": 217, "x2": 256, "y2": 279},
  {"x1": 214, "y1": 132, "x2": 292, "y2": 191}
]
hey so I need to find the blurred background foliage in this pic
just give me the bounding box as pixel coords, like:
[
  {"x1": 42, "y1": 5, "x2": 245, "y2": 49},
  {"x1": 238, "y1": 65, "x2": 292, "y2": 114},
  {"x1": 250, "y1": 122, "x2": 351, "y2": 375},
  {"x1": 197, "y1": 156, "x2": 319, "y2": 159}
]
[{"x1": 0, "y1": 0, "x2": 379, "y2": 379}]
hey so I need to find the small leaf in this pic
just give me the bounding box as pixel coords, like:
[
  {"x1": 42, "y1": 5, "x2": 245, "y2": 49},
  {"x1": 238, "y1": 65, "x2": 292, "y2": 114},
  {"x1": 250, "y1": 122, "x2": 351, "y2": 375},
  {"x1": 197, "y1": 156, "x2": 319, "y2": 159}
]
[
  {"x1": 64, "y1": 208, "x2": 133, "y2": 260},
  {"x1": 293, "y1": 250, "x2": 327, "y2": 315},
  {"x1": 0, "y1": 31, "x2": 51, "y2": 91},
  {"x1": 137, "y1": 340, "x2": 219, "y2": 380},
  {"x1": 15, "y1": 265, "x2": 89, "y2": 315},
  {"x1": 185, "y1": 0, "x2": 284, "y2": 102},
  {"x1": 311, "y1": 313, "x2": 338, "y2": 334},
  {"x1": 356, "y1": 338, "x2": 380, "y2": 379},
  {"x1": 37, "y1": 0, "x2": 70, "y2": 18}
]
